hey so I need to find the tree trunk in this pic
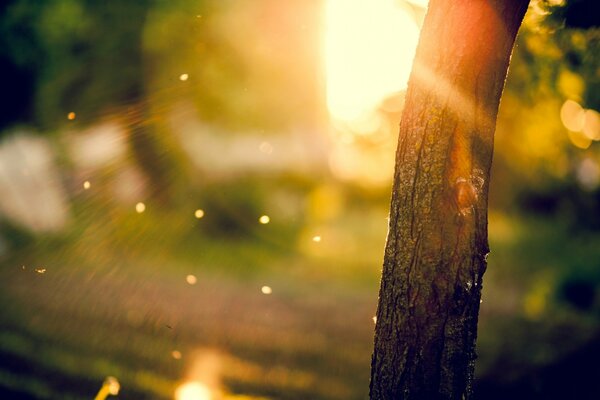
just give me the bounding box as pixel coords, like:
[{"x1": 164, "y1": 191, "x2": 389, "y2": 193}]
[{"x1": 370, "y1": 1, "x2": 529, "y2": 399}]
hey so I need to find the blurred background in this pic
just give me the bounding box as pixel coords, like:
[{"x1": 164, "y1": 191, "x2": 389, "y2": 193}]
[{"x1": 0, "y1": 0, "x2": 599, "y2": 399}]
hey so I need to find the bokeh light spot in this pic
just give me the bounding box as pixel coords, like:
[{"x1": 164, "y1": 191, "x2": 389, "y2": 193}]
[
  {"x1": 576, "y1": 158, "x2": 600, "y2": 190},
  {"x1": 135, "y1": 202, "x2": 146, "y2": 213},
  {"x1": 259, "y1": 141, "x2": 274, "y2": 154},
  {"x1": 583, "y1": 109, "x2": 600, "y2": 140},
  {"x1": 261, "y1": 285, "x2": 272, "y2": 295},
  {"x1": 560, "y1": 99, "x2": 585, "y2": 131},
  {"x1": 567, "y1": 130, "x2": 592, "y2": 149}
]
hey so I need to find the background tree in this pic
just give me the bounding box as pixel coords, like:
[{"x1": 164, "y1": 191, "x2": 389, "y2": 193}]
[
  {"x1": 0, "y1": 0, "x2": 181, "y2": 202},
  {"x1": 370, "y1": 1, "x2": 530, "y2": 398}
]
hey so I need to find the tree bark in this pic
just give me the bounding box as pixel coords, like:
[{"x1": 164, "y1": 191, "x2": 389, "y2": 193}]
[{"x1": 370, "y1": 1, "x2": 529, "y2": 399}]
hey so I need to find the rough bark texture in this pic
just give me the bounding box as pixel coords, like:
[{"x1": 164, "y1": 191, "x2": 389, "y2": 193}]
[{"x1": 370, "y1": 1, "x2": 529, "y2": 399}]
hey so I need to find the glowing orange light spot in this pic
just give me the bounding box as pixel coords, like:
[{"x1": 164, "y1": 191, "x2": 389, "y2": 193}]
[
  {"x1": 560, "y1": 99, "x2": 585, "y2": 132},
  {"x1": 568, "y1": 130, "x2": 592, "y2": 149},
  {"x1": 583, "y1": 109, "x2": 600, "y2": 140}
]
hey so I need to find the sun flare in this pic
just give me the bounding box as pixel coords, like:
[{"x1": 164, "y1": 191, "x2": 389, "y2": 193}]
[{"x1": 324, "y1": 0, "x2": 422, "y2": 122}]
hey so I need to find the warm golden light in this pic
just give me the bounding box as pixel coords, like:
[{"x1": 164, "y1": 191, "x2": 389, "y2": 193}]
[
  {"x1": 175, "y1": 382, "x2": 212, "y2": 400},
  {"x1": 259, "y1": 141, "x2": 273, "y2": 154},
  {"x1": 324, "y1": 0, "x2": 421, "y2": 122},
  {"x1": 172, "y1": 350, "x2": 183, "y2": 360},
  {"x1": 186, "y1": 274, "x2": 198, "y2": 285},
  {"x1": 83, "y1": 180, "x2": 91, "y2": 190},
  {"x1": 258, "y1": 215, "x2": 270, "y2": 224},
  {"x1": 194, "y1": 209, "x2": 205, "y2": 219},
  {"x1": 67, "y1": 112, "x2": 76, "y2": 120},
  {"x1": 583, "y1": 109, "x2": 600, "y2": 140},
  {"x1": 180, "y1": 73, "x2": 189, "y2": 81},
  {"x1": 560, "y1": 99, "x2": 585, "y2": 131},
  {"x1": 568, "y1": 130, "x2": 591, "y2": 149},
  {"x1": 94, "y1": 376, "x2": 120, "y2": 400},
  {"x1": 135, "y1": 202, "x2": 146, "y2": 213},
  {"x1": 261, "y1": 285, "x2": 272, "y2": 295}
]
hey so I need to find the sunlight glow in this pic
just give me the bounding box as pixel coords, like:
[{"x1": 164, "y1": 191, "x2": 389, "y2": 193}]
[
  {"x1": 194, "y1": 209, "x2": 205, "y2": 219},
  {"x1": 324, "y1": 0, "x2": 420, "y2": 122},
  {"x1": 259, "y1": 215, "x2": 270, "y2": 224},
  {"x1": 83, "y1": 180, "x2": 91, "y2": 190},
  {"x1": 180, "y1": 73, "x2": 189, "y2": 81},
  {"x1": 172, "y1": 350, "x2": 183, "y2": 360},
  {"x1": 67, "y1": 112, "x2": 76, "y2": 120},
  {"x1": 175, "y1": 382, "x2": 212, "y2": 400}
]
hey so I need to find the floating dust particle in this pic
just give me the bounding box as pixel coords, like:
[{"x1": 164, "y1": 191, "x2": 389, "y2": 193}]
[
  {"x1": 261, "y1": 286, "x2": 272, "y2": 295},
  {"x1": 135, "y1": 202, "x2": 146, "y2": 213}
]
